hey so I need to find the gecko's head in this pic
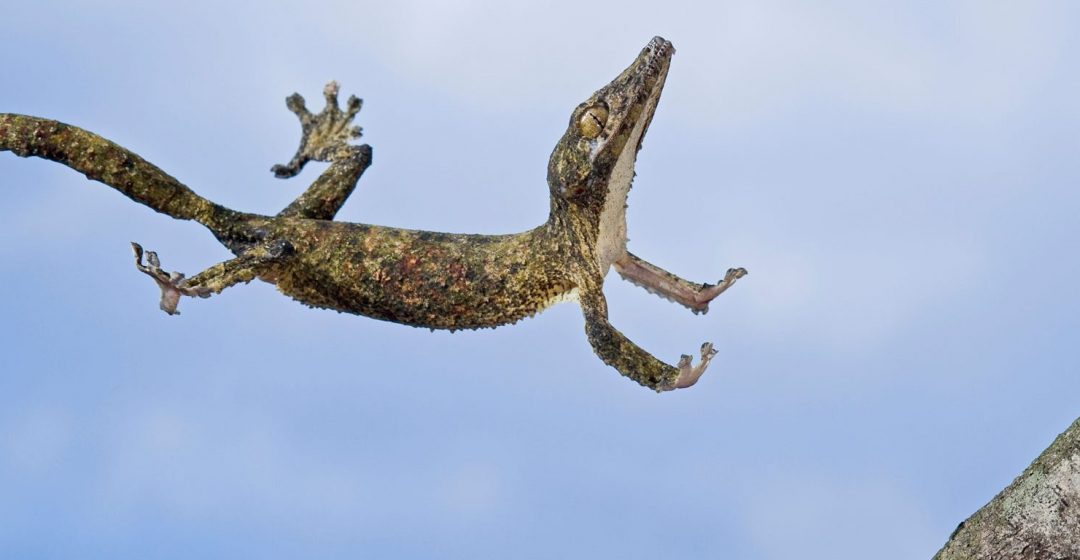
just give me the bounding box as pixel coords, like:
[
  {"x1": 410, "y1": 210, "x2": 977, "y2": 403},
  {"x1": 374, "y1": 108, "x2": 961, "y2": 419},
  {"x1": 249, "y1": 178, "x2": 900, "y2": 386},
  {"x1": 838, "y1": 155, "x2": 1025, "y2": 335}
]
[{"x1": 548, "y1": 36, "x2": 673, "y2": 210}]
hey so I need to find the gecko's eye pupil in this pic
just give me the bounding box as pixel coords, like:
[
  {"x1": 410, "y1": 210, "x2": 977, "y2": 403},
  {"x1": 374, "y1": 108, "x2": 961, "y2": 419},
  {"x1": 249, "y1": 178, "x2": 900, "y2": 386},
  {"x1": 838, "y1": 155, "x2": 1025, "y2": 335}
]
[{"x1": 578, "y1": 104, "x2": 608, "y2": 139}]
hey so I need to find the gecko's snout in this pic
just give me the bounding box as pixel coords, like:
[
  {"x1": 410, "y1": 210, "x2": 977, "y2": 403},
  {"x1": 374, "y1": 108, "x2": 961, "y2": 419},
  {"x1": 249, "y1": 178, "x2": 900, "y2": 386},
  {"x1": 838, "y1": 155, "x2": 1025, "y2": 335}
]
[{"x1": 646, "y1": 36, "x2": 675, "y2": 56}]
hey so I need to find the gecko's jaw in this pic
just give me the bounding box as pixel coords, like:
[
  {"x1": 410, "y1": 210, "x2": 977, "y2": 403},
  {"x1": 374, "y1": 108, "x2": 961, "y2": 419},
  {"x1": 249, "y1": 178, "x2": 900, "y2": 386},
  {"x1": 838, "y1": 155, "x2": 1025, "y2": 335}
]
[{"x1": 592, "y1": 38, "x2": 672, "y2": 271}]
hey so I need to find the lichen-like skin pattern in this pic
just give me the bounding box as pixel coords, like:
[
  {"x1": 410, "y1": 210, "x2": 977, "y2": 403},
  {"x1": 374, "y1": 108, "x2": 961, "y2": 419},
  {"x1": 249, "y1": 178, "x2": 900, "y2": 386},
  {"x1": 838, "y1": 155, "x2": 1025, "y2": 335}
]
[{"x1": 0, "y1": 36, "x2": 746, "y2": 391}]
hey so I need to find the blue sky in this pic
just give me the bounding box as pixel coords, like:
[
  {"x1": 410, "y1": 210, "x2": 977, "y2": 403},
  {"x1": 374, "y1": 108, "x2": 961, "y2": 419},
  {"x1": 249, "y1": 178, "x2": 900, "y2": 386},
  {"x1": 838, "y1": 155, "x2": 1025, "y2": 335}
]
[{"x1": 1, "y1": 1, "x2": 1078, "y2": 558}]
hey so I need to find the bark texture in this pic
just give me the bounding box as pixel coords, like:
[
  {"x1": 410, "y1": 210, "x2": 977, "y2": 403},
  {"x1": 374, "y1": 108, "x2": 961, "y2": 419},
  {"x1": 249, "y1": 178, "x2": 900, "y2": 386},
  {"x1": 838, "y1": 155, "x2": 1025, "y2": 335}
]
[{"x1": 934, "y1": 417, "x2": 1080, "y2": 559}]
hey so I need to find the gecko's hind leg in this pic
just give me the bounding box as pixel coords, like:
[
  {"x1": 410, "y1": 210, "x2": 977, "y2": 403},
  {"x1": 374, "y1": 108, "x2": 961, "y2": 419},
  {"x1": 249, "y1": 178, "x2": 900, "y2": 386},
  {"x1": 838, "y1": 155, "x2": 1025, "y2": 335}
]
[
  {"x1": 277, "y1": 144, "x2": 370, "y2": 220},
  {"x1": 272, "y1": 81, "x2": 363, "y2": 178},
  {"x1": 614, "y1": 252, "x2": 747, "y2": 314},
  {"x1": 131, "y1": 240, "x2": 291, "y2": 315},
  {"x1": 272, "y1": 81, "x2": 373, "y2": 220}
]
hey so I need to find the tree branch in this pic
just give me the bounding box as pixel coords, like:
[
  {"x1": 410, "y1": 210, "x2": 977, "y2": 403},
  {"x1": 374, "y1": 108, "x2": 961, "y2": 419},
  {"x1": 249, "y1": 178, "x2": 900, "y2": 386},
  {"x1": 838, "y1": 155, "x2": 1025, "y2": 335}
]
[{"x1": 934, "y1": 417, "x2": 1080, "y2": 559}]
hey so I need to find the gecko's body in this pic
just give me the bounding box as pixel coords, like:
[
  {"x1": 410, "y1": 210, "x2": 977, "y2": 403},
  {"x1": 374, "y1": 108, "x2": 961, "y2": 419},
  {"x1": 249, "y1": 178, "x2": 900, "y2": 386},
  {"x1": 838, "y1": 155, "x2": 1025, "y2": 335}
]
[
  {"x1": 0, "y1": 37, "x2": 745, "y2": 391},
  {"x1": 262, "y1": 221, "x2": 575, "y2": 331}
]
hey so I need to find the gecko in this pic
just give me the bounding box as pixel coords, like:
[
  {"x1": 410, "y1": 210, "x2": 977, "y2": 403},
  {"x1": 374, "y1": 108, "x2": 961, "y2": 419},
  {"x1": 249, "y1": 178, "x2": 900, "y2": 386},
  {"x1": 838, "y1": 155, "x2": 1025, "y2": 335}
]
[{"x1": 0, "y1": 36, "x2": 746, "y2": 391}]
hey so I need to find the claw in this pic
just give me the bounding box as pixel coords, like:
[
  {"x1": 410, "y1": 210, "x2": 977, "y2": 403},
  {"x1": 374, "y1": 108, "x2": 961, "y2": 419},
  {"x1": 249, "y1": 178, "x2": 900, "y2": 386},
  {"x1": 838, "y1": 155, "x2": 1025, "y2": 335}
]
[
  {"x1": 691, "y1": 266, "x2": 748, "y2": 314},
  {"x1": 272, "y1": 81, "x2": 365, "y2": 178},
  {"x1": 345, "y1": 95, "x2": 362, "y2": 119},
  {"x1": 323, "y1": 80, "x2": 340, "y2": 106},
  {"x1": 131, "y1": 242, "x2": 210, "y2": 315},
  {"x1": 671, "y1": 341, "x2": 718, "y2": 389},
  {"x1": 284, "y1": 93, "x2": 311, "y2": 122}
]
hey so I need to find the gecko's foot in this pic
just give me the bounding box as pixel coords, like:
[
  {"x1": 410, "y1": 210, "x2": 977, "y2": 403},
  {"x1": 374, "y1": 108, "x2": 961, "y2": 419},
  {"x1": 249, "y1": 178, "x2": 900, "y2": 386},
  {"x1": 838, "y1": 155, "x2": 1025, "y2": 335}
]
[
  {"x1": 131, "y1": 242, "x2": 211, "y2": 315},
  {"x1": 692, "y1": 267, "x2": 748, "y2": 315},
  {"x1": 272, "y1": 81, "x2": 363, "y2": 178},
  {"x1": 724, "y1": 267, "x2": 749, "y2": 283},
  {"x1": 671, "y1": 342, "x2": 719, "y2": 389}
]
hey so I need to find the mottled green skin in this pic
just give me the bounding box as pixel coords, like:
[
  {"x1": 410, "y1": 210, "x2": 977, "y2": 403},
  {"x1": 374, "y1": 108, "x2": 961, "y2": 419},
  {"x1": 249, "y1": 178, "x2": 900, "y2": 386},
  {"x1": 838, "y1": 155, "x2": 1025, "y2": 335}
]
[
  {"x1": 0, "y1": 113, "x2": 247, "y2": 236},
  {"x1": 265, "y1": 220, "x2": 576, "y2": 330},
  {"x1": 0, "y1": 37, "x2": 729, "y2": 391}
]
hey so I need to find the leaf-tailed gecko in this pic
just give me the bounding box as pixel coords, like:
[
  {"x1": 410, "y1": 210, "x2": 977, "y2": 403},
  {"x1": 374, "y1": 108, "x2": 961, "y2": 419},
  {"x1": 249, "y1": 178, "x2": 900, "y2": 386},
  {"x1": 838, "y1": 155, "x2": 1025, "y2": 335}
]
[{"x1": 0, "y1": 36, "x2": 746, "y2": 391}]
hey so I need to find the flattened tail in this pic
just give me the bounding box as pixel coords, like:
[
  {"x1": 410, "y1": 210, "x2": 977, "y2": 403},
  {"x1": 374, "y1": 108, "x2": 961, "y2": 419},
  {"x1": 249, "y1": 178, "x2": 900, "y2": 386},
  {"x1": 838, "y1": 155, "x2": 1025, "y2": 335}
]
[{"x1": 0, "y1": 113, "x2": 243, "y2": 235}]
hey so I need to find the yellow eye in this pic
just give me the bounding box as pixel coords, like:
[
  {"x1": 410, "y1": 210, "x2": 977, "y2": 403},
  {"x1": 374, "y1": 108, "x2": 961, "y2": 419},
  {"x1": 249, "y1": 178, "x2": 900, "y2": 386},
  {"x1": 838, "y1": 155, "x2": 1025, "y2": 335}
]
[{"x1": 578, "y1": 105, "x2": 608, "y2": 139}]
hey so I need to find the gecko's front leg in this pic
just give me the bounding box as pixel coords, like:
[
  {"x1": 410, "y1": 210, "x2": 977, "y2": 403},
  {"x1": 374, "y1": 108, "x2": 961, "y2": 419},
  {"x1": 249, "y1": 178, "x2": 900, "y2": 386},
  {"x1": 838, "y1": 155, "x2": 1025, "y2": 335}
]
[
  {"x1": 579, "y1": 289, "x2": 719, "y2": 391},
  {"x1": 614, "y1": 252, "x2": 747, "y2": 314},
  {"x1": 131, "y1": 240, "x2": 292, "y2": 315}
]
